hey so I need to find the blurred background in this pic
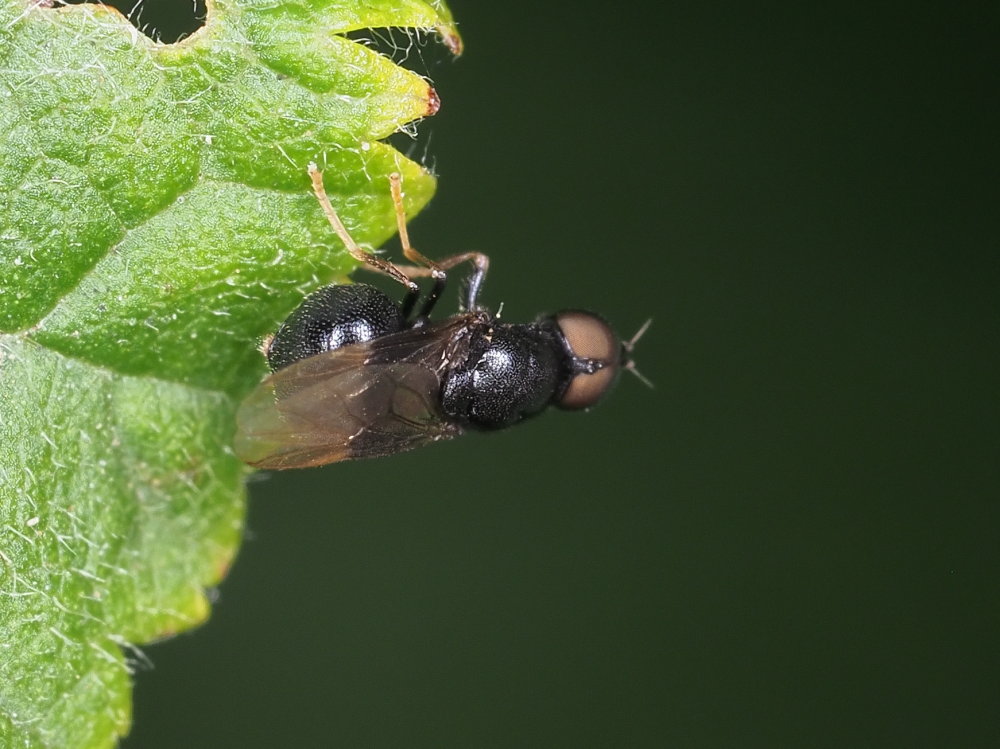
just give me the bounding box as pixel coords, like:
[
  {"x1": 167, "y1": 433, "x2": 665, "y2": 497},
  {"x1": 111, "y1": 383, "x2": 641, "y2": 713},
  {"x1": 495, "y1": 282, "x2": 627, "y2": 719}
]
[{"x1": 106, "y1": 1, "x2": 999, "y2": 746}]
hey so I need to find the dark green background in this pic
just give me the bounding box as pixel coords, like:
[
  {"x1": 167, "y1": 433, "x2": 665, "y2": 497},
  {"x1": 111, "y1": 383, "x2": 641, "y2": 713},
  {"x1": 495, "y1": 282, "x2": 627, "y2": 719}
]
[{"x1": 119, "y1": 2, "x2": 999, "y2": 747}]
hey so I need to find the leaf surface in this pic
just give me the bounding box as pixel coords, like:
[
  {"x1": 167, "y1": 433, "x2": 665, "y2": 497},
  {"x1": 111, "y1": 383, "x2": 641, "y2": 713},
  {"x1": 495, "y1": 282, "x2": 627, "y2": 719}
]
[{"x1": 0, "y1": 0, "x2": 458, "y2": 744}]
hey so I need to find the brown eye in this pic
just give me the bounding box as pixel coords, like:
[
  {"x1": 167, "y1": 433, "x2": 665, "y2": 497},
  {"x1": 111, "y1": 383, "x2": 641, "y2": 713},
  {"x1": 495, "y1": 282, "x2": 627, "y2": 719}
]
[{"x1": 553, "y1": 310, "x2": 621, "y2": 410}]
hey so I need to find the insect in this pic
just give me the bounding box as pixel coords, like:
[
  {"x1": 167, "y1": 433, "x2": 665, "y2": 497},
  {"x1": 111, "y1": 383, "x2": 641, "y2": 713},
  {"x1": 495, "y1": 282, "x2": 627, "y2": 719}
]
[{"x1": 234, "y1": 164, "x2": 645, "y2": 469}]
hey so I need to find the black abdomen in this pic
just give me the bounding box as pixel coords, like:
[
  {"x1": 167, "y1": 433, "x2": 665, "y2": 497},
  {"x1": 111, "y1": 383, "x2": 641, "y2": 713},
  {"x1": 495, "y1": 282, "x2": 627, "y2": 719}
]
[{"x1": 266, "y1": 284, "x2": 405, "y2": 371}]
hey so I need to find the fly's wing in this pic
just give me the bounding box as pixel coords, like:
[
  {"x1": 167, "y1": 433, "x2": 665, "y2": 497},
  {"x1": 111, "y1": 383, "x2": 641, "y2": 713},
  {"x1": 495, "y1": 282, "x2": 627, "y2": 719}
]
[{"x1": 234, "y1": 319, "x2": 473, "y2": 469}]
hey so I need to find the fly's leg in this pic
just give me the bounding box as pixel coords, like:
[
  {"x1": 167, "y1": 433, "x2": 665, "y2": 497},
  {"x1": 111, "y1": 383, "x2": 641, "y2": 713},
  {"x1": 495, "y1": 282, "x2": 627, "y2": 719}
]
[
  {"x1": 308, "y1": 163, "x2": 420, "y2": 316},
  {"x1": 389, "y1": 173, "x2": 490, "y2": 314}
]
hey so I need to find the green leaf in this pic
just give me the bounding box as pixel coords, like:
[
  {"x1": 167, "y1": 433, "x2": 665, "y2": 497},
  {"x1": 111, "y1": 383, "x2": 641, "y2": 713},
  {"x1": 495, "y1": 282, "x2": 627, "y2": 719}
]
[{"x1": 0, "y1": 0, "x2": 459, "y2": 744}]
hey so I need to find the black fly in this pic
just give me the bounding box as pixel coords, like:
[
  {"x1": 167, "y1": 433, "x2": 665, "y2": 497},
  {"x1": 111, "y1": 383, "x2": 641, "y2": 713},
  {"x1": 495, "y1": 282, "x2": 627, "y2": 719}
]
[{"x1": 234, "y1": 164, "x2": 641, "y2": 469}]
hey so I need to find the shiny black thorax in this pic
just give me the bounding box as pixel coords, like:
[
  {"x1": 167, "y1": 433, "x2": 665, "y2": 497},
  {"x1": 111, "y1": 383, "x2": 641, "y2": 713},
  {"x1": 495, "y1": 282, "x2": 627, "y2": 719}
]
[
  {"x1": 266, "y1": 284, "x2": 572, "y2": 431},
  {"x1": 438, "y1": 320, "x2": 567, "y2": 430}
]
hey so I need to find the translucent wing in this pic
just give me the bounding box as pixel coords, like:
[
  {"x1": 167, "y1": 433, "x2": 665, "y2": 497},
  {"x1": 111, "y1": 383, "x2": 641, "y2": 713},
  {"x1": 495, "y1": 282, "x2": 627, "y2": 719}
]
[{"x1": 234, "y1": 318, "x2": 477, "y2": 469}]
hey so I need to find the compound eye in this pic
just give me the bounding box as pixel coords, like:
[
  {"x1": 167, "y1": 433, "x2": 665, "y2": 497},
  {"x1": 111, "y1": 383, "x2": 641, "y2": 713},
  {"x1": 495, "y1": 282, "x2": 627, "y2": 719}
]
[{"x1": 553, "y1": 310, "x2": 621, "y2": 410}]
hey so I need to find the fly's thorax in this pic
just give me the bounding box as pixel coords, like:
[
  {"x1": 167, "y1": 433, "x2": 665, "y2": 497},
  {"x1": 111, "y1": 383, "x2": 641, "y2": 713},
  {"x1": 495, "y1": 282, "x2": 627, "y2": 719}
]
[{"x1": 440, "y1": 320, "x2": 566, "y2": 430}]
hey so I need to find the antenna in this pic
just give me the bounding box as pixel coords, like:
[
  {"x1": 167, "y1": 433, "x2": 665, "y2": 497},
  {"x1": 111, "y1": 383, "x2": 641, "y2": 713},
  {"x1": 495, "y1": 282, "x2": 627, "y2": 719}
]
[{"x1": 622, "y1": 318, "x2": 654, "y2": 389}]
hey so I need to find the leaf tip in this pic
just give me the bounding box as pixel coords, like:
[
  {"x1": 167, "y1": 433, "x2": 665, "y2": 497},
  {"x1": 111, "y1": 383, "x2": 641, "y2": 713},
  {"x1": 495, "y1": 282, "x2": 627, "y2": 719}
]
[
  {"x1": 426, "y1": 85, "x2": 441, "y2": 116},
  {"x1": 438, "y1": 24, "x2": 463, "y2": 56}
]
